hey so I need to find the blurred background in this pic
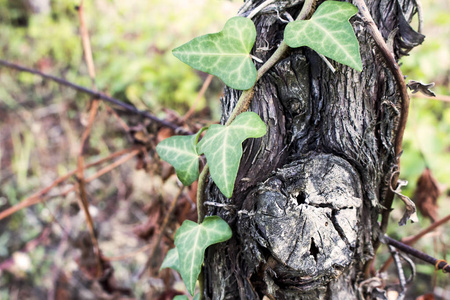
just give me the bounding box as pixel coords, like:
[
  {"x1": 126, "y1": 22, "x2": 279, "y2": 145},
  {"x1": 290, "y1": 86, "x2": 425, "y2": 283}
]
[{"x1": 0, "y1": 0, "x2": 448, "y2": 299}]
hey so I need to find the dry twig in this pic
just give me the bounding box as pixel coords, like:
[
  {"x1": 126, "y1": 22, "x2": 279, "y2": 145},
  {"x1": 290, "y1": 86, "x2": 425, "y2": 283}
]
[
  {"x1": 379, "y1": 214, "x2": 450, "y2": 273},
  {"x1": 75, "y1": 0, "x2": 103, "y2": 277},
  {"x1": 0, "y1": 147, "x2": 141, "y2": 221},
  {"x1": 0, "y1": 59, "x2": 190, "y2": 134},
  {"x1": 385, "y1": 235, "x2": 450, "y2": 273}
]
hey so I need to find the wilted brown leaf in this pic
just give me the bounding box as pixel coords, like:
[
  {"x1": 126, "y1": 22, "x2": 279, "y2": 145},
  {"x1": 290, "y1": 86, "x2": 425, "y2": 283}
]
[
  {"x1": 416, "y1": 293, "x2": 435, "y2": 300},
  {"x1": 157, "y1": 127, "x2": 175, "y2": 143},
  {"x1": 414, "y1": 168, "x2": 441, "y2": 223},
  {"x1": 407, "y1": 80, "x2": 436, "y2": 97}
]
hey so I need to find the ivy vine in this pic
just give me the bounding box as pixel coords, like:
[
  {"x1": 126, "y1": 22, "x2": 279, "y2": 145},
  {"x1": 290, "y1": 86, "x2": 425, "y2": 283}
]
[{"x1": 156, "y1": 1, "x2": 362, "y2": 297}]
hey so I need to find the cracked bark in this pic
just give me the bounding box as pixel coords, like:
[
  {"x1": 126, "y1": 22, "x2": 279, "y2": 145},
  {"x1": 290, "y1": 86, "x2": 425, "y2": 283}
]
[{"x1": 202, "y1": 0, "x2": 424, "y2": 299}]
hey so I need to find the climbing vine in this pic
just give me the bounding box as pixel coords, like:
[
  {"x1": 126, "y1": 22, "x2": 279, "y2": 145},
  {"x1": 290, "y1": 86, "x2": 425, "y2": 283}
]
[{"x1": 156, "y1": 1, "x2": 362, "y2": 297}]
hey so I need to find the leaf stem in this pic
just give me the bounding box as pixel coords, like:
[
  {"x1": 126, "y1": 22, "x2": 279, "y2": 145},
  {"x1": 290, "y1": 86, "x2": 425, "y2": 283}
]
[
  {"x1": 226, "y1": 0, "x2": 316, "y2": 126},
  {"x1": 197, "y1": 164, "x2": 210, "y2": 222},
  {"x1": 195, "y1": 2, "x2": 318, "y2": 298}
]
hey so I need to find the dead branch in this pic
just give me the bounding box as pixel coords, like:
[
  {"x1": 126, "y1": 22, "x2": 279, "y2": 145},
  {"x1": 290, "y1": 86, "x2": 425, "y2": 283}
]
[
  {"x1": 0, "y1": 147, "x2": 141, "y2": 221},
  {"x1": 0, "y1": 59, "x2": 191, "y2": 134},
  {"x1": 75, "y1": 0, "x2": 103, "y2": 277}
]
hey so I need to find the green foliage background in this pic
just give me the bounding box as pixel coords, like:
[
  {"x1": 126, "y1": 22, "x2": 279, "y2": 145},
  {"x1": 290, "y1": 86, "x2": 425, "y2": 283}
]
[{"x1": 0, "y1": 0, "x2": 449, "y2": 298}]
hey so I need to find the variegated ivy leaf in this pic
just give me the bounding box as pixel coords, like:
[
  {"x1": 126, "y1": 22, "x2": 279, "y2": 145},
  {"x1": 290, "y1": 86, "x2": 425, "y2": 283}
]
[
  {"x1": 156, "y1": 129, "x2": 204, "y2": 186},
  {"x1": 197, "y1": 112, "x2": 266, "y2": 198},
  {"x1": 284, "y1": 1, "x2": 362, "y2": 71},
  {"x1": 173, "y1": 295, "x2": 199, "y2": 300},
  {"x1": 160, "y1": 247, "x2": 180, "y2": 273},
  {"x1": 175, "y1": 216, "x2": 232, "y2": 295},
  {"x1": 173, "y1": 16, "x2": 257, "y2": 90}
]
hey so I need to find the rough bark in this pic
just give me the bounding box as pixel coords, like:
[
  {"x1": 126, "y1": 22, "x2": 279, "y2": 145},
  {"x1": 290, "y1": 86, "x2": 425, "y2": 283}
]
[{"x1": 202, "y1": 0, "x2": 424, "y2": 299}]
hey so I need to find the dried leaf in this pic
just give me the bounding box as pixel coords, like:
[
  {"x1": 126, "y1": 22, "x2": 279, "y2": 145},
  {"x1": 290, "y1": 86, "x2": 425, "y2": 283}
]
[
  {"x1": 391, "y1": 179, "x2": 419, "y2": 226},
  {"x1": 415, "y1": 293, "x2": 435, "y2": 300},
  {"x1": 395, "y1": 0, "x2": 425, "y2": 56},
  {"x1": 407, "y1": 80, "x2": 436, "y2": 97},
  {"x1": 157, "y1": 127, "x2": 175, "y2": 143},
  {"x1": 413, "y1": 168, "x2": 440, "y2": 223}
]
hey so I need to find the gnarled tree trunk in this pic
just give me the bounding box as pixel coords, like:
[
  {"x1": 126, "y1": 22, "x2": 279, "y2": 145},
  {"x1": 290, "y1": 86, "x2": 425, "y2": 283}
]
[{"x1": 202, "y1": 0, "x2": 423, "y2": 298}]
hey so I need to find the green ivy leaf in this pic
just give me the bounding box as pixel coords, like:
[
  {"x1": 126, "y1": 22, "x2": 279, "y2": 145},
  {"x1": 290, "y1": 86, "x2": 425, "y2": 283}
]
[
  {"x1": 175, "y1": 216, "x2": 232, "y2": 295},
  {"x1": 197, "y1": 112, "x2": 266, "y2": 198},
  {"x1": 160, "y1": 247, "x2": 180, "y2": 273},
  {"x1": 173, "y1": 295, "x2": 199, "y2": 300},
  {"x1": 173, "y1": 16, "x2": 257, "y2": 90},
  {"x1": 156, "y1": 129, "x2": 204, "y2": 186},
  {"x1": 284, "y1": 1, "x2": 362, "y2": 71}
]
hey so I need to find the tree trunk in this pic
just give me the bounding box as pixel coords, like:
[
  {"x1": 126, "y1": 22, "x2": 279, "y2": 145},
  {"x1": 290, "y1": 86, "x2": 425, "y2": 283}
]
[{"x1": 202, "y1": 0, "x2": 424, "y2": 299}]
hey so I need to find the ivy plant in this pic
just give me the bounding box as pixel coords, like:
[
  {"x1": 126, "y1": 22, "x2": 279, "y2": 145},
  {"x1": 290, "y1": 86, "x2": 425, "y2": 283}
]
[
  {"x1": 157, "y1": 1, "x2": 363, "y2": 297},
  {"x1": 156, "y1": 129, "x2": 205, "y2": 186},
  {"x1": 284, "y1": 1, "x2": 362, "y2": 71},
  {"x1": 161, "y1": 216, "x2": 232, "y2": 295},
  {"x1": 156, "y1": 111, "x2": 266, "y2": 197},
  {"x1": 173, "y1": 16, "x2": 257, "y2": 90},
  {"x1": 197, "y1": 112, "x2": 266, "y2": 197},
  {"x1": 174, "y1": 295, "x2": 199, "y2": 300}
]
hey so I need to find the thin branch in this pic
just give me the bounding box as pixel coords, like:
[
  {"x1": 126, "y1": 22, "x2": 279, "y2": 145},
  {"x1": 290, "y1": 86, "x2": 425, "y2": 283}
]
[
  {"x1": 225, "y1": 0, "x2": 316, "y2": 126},
  {"x1": 388, "y1": 244, "x2": 407, "y2": 300},
  {"x1": 0, "y1": 147, "x2": 140, "y2": 221},
  {"x1": 411, "y1": 93, "x2": 450, "y2": 103},
  {"x1": 385, "y1": 235, "x2": 450, "y2": 273},
  {"x1": 0, "y1": 59, "x2": 190, "y2": 134},
  {"x1": 104, "y1": 104, "x2": 131, "y2": 132},
  {"x1": 76, "y1": 0, "x2": 102, "y2": 278},
  {"x1": 403, "y1": 214, "x2": 450, "y2": 245},
  {"x1": 379, "y1": 214, "x2": 450, "y2": 273},
  {"x1": 59, "y1": 148, "x2": 143, "y2": 198},
  {"x1": 77, "y1": 0, "x2": 96, "y2": 81}
]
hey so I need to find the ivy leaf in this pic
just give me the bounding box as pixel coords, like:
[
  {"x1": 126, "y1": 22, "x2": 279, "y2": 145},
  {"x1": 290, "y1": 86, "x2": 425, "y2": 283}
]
[
  {"x1": 175, "y1": 216, "x2": 232, "y2": 295},
  {"x1": 173, "y1": 16, "x2": 257, "y2": 90},
  {"x1": 284, "y1": 1, "x2": 362, "y2": 71},
  {"x1": 160, "y1": 247, "x2": 180, "y2": 273},
  {"x1": 173, "y1": 295, "x2": 199, "y2": 300},
  {"x1": 156, "y1": 129, "x2": 204, "y2": 186},
  {"x1": 197, "y1": 112, "x2": 266, "y2": 198}
]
